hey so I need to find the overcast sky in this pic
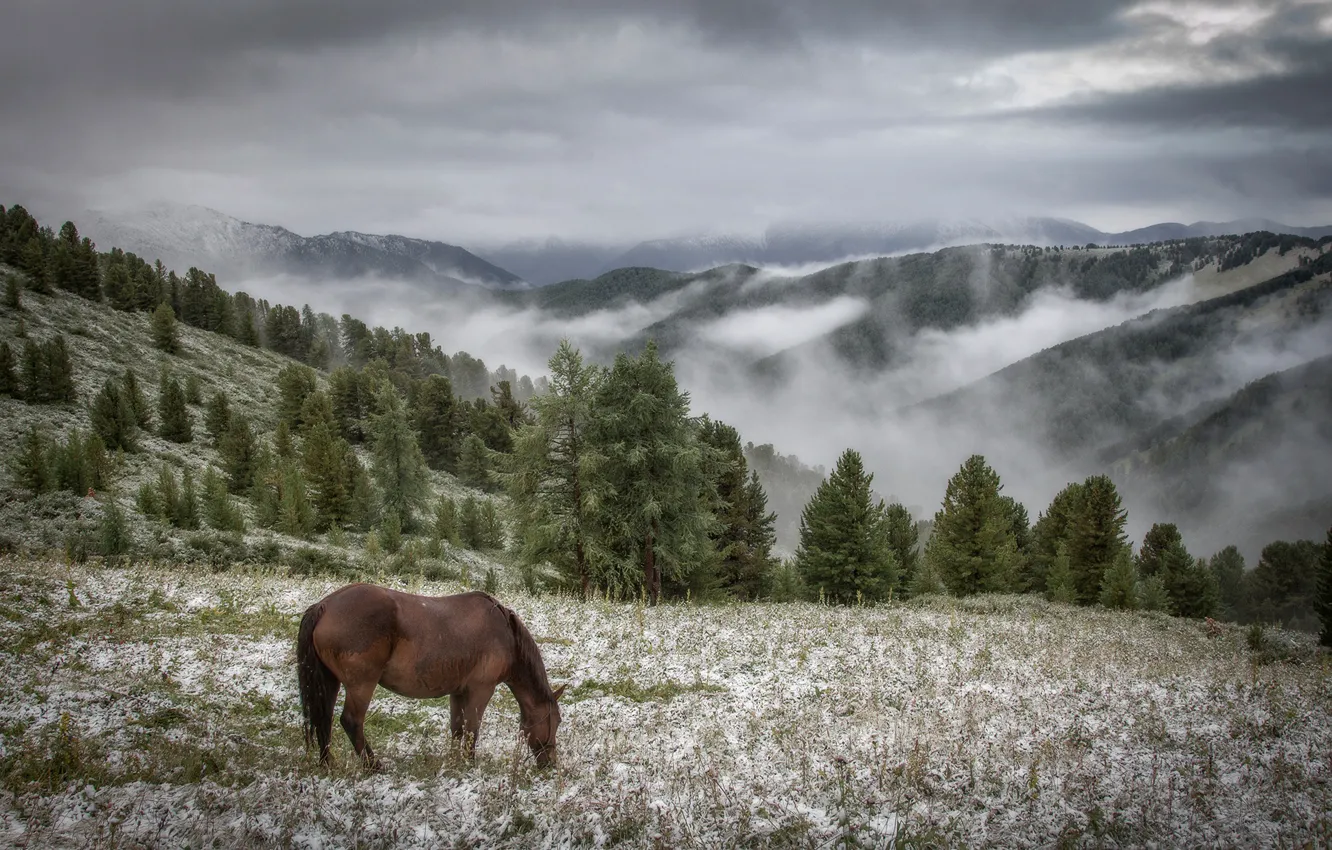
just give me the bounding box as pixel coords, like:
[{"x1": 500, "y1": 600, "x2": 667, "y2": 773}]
[{"x1": 2, "y1": 0, "x2": 1330, "y2": 244}]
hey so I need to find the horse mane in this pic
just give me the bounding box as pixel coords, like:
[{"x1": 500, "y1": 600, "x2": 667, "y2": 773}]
[{"x1": 481, "y1": 592, "x2": 555, "y2": 703}]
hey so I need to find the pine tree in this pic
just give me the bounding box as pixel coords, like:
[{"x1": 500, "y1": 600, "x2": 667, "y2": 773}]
[
  {"x1": 909, "y1": 557, "x2": 948, "y2": 597},
  {"x1": 89, "y1": 380, "x2": 138, "y2": 452},
  {"x1": 273, "y1": 419, "x2": 295, "y2": 459},
  {"x1": 380, "y1": 513, "x2": 403, "y2": 554},
  {"x1": 587, "y1": 341, "x2": 715, "y2": 604},
  {"x1": 3, "y1": 275, "x2": 20, "y2": 310},
  {"x1": 882, "y1": 503, "x2": 920, "y2": 595},
  {"x1": 458, "y1": 434, "x2": 491, "y2": 490},
  {"x1": 84, "y1": 433, "x2": 109, "y2": 492},
  {"x1": 329, "y1": 365, "x2": 372, "y2": 443},
  {"x1": 1136, "y1": 523, "x2": 1181, "y2": 578},
  {"x1": 1136, "y1": 574, "x2": 1170, "y2": 612},
  {"x1": 1099, "y1": 549, "x2": 1138, "y2": 610},
  {"x1": 1045, "y1": 543, "x2": 1077, "y2": 604},
  {"x1": 99, "y1": 499, "x2": 131, "y2": 567},
  {"x1": 19, "y1": 339, "x2": 45, "y2": 402},
  {"x1": 480, "y1": 499, "x2": 504, "y2": 549},
  {"x1": 1208, "y1": 546, "x2": 1246, "y2": 621},
  {"x1": 413, "y1": 374, "x2": 460, "y2": 470},
  {"x1": 301, "y1": 393, "x2": 359, "y2": 531},
  {"x1": 201, "y1": 467, "x2": 245, "y2": 533},
  {"x1": 434, "y1": 497, "x2": 460, "y2": 545},
  {"x1": 1316, "y1": 526, "x2": 1332, "y2": 648},
  {"x1": 1159, "y1": 539, "x2": 1219, "y2": 619},
  {"x1": 368, "y1": 385, "x2": 430, "y2": 530},
  {"x1": 51, "y1": 429, "x2": 90, "y2": 495},
  {"x1": 176, "y1": 467, "x2": 200, "y2": 530},
  {"x1": 43, "y1": 336, "x2": 76, "y2": 402},
  {"x1": 11, "y1": 427, "x2": 52, "y2": 496},
  {"x1": 204, "y1": 391, "x2": 232, "y2": 446},
  {"x1": 794, "y1": 448, "x2": 897, "y2": 605},
  {"x1": 277, "y1": 461, "x2": 316, "y2": 539},
  {"x1": 151, "y1": 301, "x2": 180, "y2": 354},
  {"x1": 184, "y1": 374, "x2": 203, "y2": 405},
  {"x1": 122, "y1": 368, "x2": 152, "y2": 430},
  {"x1": 157, "y1": 374, "x2": 193, "y2": 443},
  {"x1": 697, "y1": 417, "x2": 776, "y2": 600},
  {"x1": 219, "y1": 415, "x2": 257, "y2": 493},
  {"x1": 1064, "y1": 475, "x2": 1130, "y2": 605},
  {"x1": 459, "y1": 495, "x2": 483, "y2": 549},
  {"x1": 1027, "y1": 482, "x2": 1084, "y2": 593},
  {"x1": 924, "y1": 454, "x2": 1020, "y2": 596},
  {"x1": 0, "y1": 341, "x2": 17, "y2": 396},
  {"x1": 277, "y1": 363, "x2": 317, "y2": 430}
]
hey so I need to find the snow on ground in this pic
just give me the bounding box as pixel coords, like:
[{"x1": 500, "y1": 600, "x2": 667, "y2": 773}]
[{"x1": 1, "y1": 558, "x2": 1330, "y2": 848}]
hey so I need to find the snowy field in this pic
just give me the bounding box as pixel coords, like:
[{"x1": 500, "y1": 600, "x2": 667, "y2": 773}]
[{"x1": 1, "y1": 557, "x2": 1330, "y2": 848}]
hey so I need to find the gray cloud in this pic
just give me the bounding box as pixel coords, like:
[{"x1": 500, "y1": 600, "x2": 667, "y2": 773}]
[{"x1": 1, "y1": 0, "x2": 1330, "y2": 243}]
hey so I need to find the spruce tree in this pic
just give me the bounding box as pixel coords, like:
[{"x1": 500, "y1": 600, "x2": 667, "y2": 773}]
[
  {"x1": 184, "y1": 374, "x2": 203, "y2": 405},
  {"x1": 201, "y1": 466, "x2": 245, "y2": 532},
  {"x1": 43, "y1": 336, "x2": 76, "y2": 402},
  {"x1": 52, "y1": 429, "x2": 90, "y2": 495},
  {"x1": 3, "y1": 275, "x2": 20, "y2": 310},
  {"x1": 0, "y1": 341, "x2": 17, "y2": 396},
  {"x1": 1027, "y1": 482, "x2": 1084, "y2": 593},
  {"x1": 277, "y1": 461, "x2": 316, "y2": 539},
  {"x1": 219, "y1": 415, "x2": 257, "y2": 493},
  {"x1": 89, "y1": 380, "x2": 138, "y2": 452},
  {"x1": 587, "y1": 341, "x2": 715, "y2": 604},
  {"x1": 882, "y1": 503, "x2": 920, "y2": 595},
  {"x1": 204, "y1": 391, "x2": 232, "y2": 446},
  {"x1": 176, "y1": 468, "x2": 200, "y2": 530},
  {"x1": 368, "y1": 385, "x2": 430, "y2": 530},
  {"x1": 480, "y1": 499, "x2": 504, "y2": 549},
  {"x1": 459, "y1": 495, "x2": 483, "y2": 549},
  {"x1": 458, "y1": 433, "x2": 491, "y2": 490},
  {"x1": 122, "y1": 368, "x2": 152, "y2": 430},
  {"x1": 157, "y1": 375, "x2": 193, "y2": 443},
  {"x1": 12, "y1": 427, "x2": 52, "y2": 496},
  {"x1": 1208, "y1": 546, "x2": 1246, "y2": 621},
  {"x1": 1159, "y1": 539, "x2": 1219, "y2": 619},
  {"x1": 1045, "y1": 543, "x2": 1077, "y2": 604},
  {"x1": 1099, "y1": 549, "x2": 1139, "y2": 610},
  {"x1": 434, "y1": 497, "x2": 460, "y2": 545},
  {"x1": 151, "y1": 301, "x2": 180, "y2": 354},
  {"x1": 1136, "y1": 574, "x2": 1170, "y2": 612},
  {"x1": 698, "y1": 417, "x2": 777, "y2": 600},
  {"x1": 412, "y1": 374, "x2": 460, "y2": 470},
  {"x1": 301, "y1": 393, "x2": 358, "y2": 531},
  {"x1": 1316, "y1": 526, "x2": 1332, "y2": 648},
  {"x1": 1136, "y1": 523, "x2": 1181, "y2": 578},
  {"x1": 277, "y1": 363, "x2": 317, "y2": 430},
  {"x1": 84, "y1": 433, "x2": 109, "y2": 491},
  {"x1": 924, "y1": 454, "x2": 1020, "y2": 596},
  {"x1": 909, "y1": 557, "x2": 948, "y2": 597},
  {"x1": 794, "y1": 448, "x2": 897, "y2": 605},
  {"x1": 99, "y1": 499, "x2": 131, "y2": 567},
  {"x1": 506, "y1": 342, "x2": 605, "y2": 594},
  {"x1": 273, "y1": 420, "x2": 295, "y2": 459},
  {"x1": 1064, "y1": 475, "x2": 1129, "y2": 605},
  {"x1": 380, "y1": 513, "x2": 403, "y2": 554},
  {"x1": 19, "y1": 339, "x2": 45, "y2": 402}
]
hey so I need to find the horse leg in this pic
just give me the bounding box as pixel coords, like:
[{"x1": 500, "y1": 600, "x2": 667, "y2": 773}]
[
  {"x1": 340, "y1": 681, "x2": 382, "y2": 771},
  {"x1": 459, "y1": 685, "x2": 496, "y2": 761}
]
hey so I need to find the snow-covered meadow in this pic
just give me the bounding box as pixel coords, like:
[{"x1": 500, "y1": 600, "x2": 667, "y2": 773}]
[{"x1": 1, "y1": 557, "x2": 1329, "y2": 848}]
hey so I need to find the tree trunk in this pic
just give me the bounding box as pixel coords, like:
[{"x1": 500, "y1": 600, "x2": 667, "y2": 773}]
[{"x1": 643, "y1": 528, "x2": 659, "y2": 606}]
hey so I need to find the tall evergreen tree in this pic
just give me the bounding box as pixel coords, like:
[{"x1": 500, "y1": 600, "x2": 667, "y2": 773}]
[
  {"x1": 151, "y1": 301, "x2": 180, "y2": 354},
  {"x1": 924, "y1": 454, "x2": 1020, "y2": 596},
  {"x1": 0, "y1": 341, "x2": 17, "y2": 396},
  {"x1": 1316, "y1": 527, "x2": 1332, "y2": 648},
  {"x1": 587, "y1": 341, "x2": 715, "y2": 604},
  {"x1": 219, "y1": 415, "x2": 258, "y2": 493},
  {"x1": 699, "y1": 417, "x2": 777, "y2": 600},
  {"x1": 300, "y1": 391, "x2": 361, "y2": 531},
  {"x1": 1027, "y1": 482, "x2": 1085, "y2": 593},
  {"x1": 506, "y1": 341, "x2": 603, "y2": 595},
  {"x1": 43, "y1": 336, "x2": 76, "y2": 402},
  {"x1": 122, "y1": 368, "x2": 152, "y2": 430},
  {"x1": 1099, "y1": 549, "x2": 1139, "y2": 610},
  {"x1": 458, "y1": 434, "x2": 492, "y2": 490},
  {"x1": 277, "y1": 363, "x2": 317, "y2": 430},
  {"x1": 882, "y1": 503, "x2": 920, "y2": 595},
  {"x1": 89, "y1": 379, "x2": 138, "y2": 452},
  {"x1": 157, "y1": 374, "x2": 193, "y2": 443},
  {"x1": 794, "y1": 448, "x2": 897, "y2": 605},
  {"x1": 434, "y1": 497, "x2": 460, "y2": 545},
  {"x1": 1137, "y1": 523, "x2": 1182, "y2": 578},
  {"x1": 1064, "y1": 475, "x2": 1129, "y2": 605},
  {"x1": 1159, "y1": 538, "x2": 1219, "y2": 619},
  {"x1": 204, "y1": 391, "x2": 232, "y2": 446},
  {"x1": 1208, "y1": 546, "x2": 1246, "y2": 621},
  {"x1": 19, "y1": 339, "x2": 45, "y2": 402},
  {"x1": 3, "y1": 275, "x2": 20, "y2": 310},
  {"x1": 368, "y1": 385, "x2": 430, "y2": 529},
  {"x1": 412, "y1": 374, "x2": 461, "y2": 470},
  {"x1": 459, "y1": 495, "x2": 483, "y2": 549},
  {"x1": 11, "y1": 427, "x2": 52, "y2": 496}
]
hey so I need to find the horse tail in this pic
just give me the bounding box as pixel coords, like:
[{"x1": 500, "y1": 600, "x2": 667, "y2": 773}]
[{"x1": 296, "y1": 602, "x2": 338, "y2": 760}]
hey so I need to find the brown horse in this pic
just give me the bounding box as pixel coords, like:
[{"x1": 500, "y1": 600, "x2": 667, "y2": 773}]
[{"x1": 296, "y1": 584, "x2": 566, "y2": 769}]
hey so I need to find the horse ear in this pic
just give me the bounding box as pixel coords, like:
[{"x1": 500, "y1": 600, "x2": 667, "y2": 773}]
[{"x1": 553, "y1": 684, "x2": 567, "y2": 701}]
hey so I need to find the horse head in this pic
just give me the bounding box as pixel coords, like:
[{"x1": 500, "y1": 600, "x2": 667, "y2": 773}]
[{"x1": 522, "y1": 683, "x2": 566, "y2": 767}]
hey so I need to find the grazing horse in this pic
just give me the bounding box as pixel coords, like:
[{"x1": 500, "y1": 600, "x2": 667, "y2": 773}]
[{"x1": 296, "y1": 584, "x2": 566, "y2": 769}]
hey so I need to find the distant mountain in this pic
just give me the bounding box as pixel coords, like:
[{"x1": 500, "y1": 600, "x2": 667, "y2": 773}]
[
  {"x1": 80, "y1": 204, "x2": 528, "y2": 292},
  {"x1": 470, "y1": 217, "x2": 1332, "y2": 286}
]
